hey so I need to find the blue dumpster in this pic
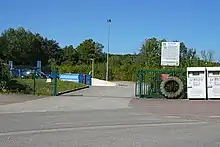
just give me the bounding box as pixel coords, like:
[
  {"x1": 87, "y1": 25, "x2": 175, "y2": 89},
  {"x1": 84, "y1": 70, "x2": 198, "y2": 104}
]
[
  {"x1": 59, "y1": 74, "x2": 80, "y2": 83},
  {"x1": 60, "y1": 73, "x2": 91, "y2": 86},
  {"x1": 85, "y1": 74, "x2": 91, "y2": 86}
]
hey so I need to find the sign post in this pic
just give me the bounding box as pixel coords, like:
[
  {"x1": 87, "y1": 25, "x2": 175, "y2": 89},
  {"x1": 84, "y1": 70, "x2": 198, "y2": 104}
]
[{"x1": 161, "y1": 42, "x2": 180, "y2": 67}]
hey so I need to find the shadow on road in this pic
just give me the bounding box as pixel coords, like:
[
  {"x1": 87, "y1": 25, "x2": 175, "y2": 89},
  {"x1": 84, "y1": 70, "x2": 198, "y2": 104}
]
[{"x1": 60, "y1": 94, "x2": 134, "y2": 99}]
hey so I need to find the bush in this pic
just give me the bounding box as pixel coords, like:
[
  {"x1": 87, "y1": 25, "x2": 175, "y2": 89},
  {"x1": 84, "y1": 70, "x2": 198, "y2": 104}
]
[{"x1": 0, "y1": 62, "x2": 10, "y2": 90}]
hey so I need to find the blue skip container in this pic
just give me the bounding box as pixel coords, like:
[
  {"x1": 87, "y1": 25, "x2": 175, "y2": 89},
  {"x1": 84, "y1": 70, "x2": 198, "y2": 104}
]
[
  {"x1": 60, "y1": 73, "x2": 91, "y2": 86},
  {"x1": 59, "y1": 73, "x2": 80, "y2": 83}
]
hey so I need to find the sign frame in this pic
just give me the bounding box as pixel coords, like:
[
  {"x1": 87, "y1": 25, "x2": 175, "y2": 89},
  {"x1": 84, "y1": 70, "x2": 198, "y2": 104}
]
[{"x1": 161, "y1": 42, "x2": 180, "y2": 66}]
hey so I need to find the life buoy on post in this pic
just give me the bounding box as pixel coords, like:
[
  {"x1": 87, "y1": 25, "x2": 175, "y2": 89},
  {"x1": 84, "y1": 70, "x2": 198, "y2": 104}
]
[{"x1": 160, "y1": 76, "x2": 184, "y2": 98}]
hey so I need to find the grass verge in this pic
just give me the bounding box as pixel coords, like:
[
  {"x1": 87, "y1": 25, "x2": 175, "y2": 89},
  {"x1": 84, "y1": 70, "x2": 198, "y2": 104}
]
[{"x1": 5, "y1": 78, "x2": 85, "y2": 96}]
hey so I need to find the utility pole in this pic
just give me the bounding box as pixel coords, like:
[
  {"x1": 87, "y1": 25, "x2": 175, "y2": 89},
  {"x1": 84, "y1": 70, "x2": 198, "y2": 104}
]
[{"x1": 106, "y1": 19, "x2": 111, "y2": 81}]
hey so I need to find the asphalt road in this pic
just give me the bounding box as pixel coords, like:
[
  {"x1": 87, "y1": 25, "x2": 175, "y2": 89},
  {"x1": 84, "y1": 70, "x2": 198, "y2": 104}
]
[
  {"x1": 0, "y1": 94, "x2": 44, "y2": 105},
  {"x1": 1, "y1": 109, "x2": 220, "y2": 147},
  {"x1": 0, "y1": 83, "x2": 220, "y2": 147}
]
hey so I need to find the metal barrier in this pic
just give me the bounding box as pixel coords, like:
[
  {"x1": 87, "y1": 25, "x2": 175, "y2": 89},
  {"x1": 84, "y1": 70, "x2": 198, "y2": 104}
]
[{"x1": 135, "y1": 68, "x2": 187, "y2": 99}]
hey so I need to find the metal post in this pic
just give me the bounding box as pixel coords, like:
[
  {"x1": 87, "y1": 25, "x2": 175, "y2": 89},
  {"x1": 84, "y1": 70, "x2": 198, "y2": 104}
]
[
  {"x1": 139, "y1": 71, "x2": 143, "y2": 97},
  {"x1": 52, "y1": 68, "x2": 57, "y2": 96},
  {"x1": 135, "y1": 70, "x2": 138, "y2": 97},
  {"x1": 33, "y1": 69, "x2": 36, "y2": 95},
  {"x1": 106, "y1": 19, "x2": 111, "y2": 81}
]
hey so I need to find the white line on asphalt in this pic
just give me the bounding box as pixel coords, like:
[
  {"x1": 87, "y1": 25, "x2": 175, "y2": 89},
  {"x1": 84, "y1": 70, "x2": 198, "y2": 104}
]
[
  {"x1": 53, "y1": 122, "x2": 74, "y2": 125},
  {"x1": 0, "y1": 121, "x2": 207, "y2": 136},
  {"x1": 164, "y1": 116, "x2": 181, "y2": 119},
  {"x1": 209, "y1": 116, "x2": 220, "y2": 118},
  {"x1": 47, "y1": 115, "x2": 62, "y2": 118}
]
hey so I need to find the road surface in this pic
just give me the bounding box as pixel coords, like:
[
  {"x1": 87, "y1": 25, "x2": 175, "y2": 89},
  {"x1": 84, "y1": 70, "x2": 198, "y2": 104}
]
[
  {"x1": 0, "y1": 83, "x2": 220, "y2": 147},
  {"x1": 0, "y1": 94, "x2": 43, "y2": 105}
]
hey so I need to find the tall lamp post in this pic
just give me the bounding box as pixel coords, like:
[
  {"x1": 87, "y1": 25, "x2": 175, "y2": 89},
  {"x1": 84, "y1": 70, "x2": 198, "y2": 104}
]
[{"x1": 106, "y1": 19, "x2": 111, "y2": 81}]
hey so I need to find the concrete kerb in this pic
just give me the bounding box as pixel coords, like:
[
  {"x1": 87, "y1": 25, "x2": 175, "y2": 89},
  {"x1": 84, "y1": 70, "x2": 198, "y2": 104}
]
[{"x1": 56, "y1": 85, "x2": 90, "y2": 96}]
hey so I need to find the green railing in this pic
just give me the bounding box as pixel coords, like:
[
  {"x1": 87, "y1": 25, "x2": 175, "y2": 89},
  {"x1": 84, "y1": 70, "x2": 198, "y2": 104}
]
[{"x1": 135, "y1": 68, "x2": 187, "y2": 99}]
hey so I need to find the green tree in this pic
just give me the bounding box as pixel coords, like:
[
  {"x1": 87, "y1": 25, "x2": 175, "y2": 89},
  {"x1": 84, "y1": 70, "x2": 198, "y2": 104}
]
[
  {"x1": 139, "y1": 38, "x2": 166, "y2": 68},
  {"x1": 1, "y1": 27, "x2": 219, "y2": 82},
  {"x1": 41, "y1": 38, "x2": 62, "y2": 67},
  {"x1": 1, "y1": 27, "x2": 34, "y2": 65},
  {"x1": 0, "y1": 35, "x2": 8, "y2": 61},
  {"x1": 62, "y1": 45, "x2": 79, "y2": 65},
  {"x1": 200, "y1": 50, "x2": 213, "y2": 62},
  {"x1": 0, "y1": 27, "x2": 62, "y2": 68},
  {"x1": 0, "y1": 62, "x2": 10, "y2": 90},
  {"x1": 179, "y1": 42, "x2": 198, "y2": 67},
  {"x1": 76, "y1": 39, "x2": 104, "y2": 64}
]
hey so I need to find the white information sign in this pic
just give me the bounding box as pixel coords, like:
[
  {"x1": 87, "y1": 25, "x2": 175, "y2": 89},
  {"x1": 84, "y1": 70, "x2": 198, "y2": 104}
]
[{"x1": 161, "y1": 42, "x2": 180, "y2": 66}]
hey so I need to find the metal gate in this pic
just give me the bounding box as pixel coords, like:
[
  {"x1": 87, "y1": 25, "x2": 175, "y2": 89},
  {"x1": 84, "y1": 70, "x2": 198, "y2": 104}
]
[{"x1": 135, "y1": 68, "x2": 187, "y2": 99}]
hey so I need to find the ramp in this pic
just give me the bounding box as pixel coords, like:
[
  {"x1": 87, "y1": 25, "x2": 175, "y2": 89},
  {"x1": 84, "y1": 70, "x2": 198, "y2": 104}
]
[
  {"x1": 68, "y1": 81, "x2": 135, "y2": 98},
  {"x1": 91, "y1": 78, "x2": 116, "y2": 86}
]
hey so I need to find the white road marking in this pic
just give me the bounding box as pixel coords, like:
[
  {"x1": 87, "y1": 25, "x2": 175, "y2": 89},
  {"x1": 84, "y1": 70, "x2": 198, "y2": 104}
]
[
  {"x1": 209, "y1": 116, "x2": 220, "y2": 118},
  {"x1": 0, "y1": 121, "x2": 207, "y2": 136},
  {"x1": 164, "y1": 116, "x2": 181, "y2": 119}
]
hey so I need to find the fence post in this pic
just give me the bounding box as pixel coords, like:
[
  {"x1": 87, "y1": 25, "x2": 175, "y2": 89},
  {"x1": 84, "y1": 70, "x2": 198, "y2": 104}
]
[
  {"x1": 52, "y1": 68, "x2": 57, "y2": 96},
  {"x1": 135, "y1": 70, "x2": 138, "y2": 97},
  {"x1": 33, "y1": 69, "x2": 36, "y2": 95},
  {"x1": 139, "y1": 70, "x2": 143, "y2": 97}
]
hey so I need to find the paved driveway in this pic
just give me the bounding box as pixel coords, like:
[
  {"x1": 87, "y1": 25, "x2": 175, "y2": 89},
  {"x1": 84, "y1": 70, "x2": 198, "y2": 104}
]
[
  {"x1": 0, "y1": 83, "x2": 134, "y2": 113},
  {"x1": 64, "y1": 82, "x2": 135, "y2": 98}
]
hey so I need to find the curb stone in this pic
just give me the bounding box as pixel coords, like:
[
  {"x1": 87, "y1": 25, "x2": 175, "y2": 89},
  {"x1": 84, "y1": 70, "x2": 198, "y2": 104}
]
[{"x1": 56, "y1": 86, "x2": 90, "y2": 96}]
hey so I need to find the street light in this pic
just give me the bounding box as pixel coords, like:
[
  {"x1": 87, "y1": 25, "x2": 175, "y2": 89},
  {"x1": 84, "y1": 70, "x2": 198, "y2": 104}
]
[
  {"x1": 90, "y1": 59, "x2": 94, "y2": 78},
  {"x1": 106, "y1": 19, "x2": 111, "y2": 81}
]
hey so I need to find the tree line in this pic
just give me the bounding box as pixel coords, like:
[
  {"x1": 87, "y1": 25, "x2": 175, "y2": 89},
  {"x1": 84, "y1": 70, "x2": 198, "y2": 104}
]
[{"x1": 0, "y1": 27, "x2": 218, "y2": 81}]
